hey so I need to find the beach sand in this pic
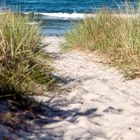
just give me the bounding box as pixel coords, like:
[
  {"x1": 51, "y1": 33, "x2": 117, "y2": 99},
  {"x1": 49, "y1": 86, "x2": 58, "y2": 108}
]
[{"x1": 1, "y1": 36, "x2": 140, "y2": 140}]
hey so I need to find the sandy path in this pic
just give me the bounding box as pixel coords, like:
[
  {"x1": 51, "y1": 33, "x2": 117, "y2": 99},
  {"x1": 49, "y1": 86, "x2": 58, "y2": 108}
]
[
  {"x1": 1, "y1": 36, "x2": 140, "y2": 140},
  {"x1": 42, "y1": 36, "x2": 140, "y2": 140}
]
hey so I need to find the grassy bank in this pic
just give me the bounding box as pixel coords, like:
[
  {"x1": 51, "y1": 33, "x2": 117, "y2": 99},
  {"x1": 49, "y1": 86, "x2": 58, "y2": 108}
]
[
  {"x1": 65, "y1": 9, "x2": 140, "y2": 79},
  {"x1": 0, "y1": 12, "x2": 54, "y2": 104}
]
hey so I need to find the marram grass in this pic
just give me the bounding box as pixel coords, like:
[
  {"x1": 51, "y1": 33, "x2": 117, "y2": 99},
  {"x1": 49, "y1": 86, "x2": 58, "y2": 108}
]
[
  {"x1": 65, "y1": 9, "x2": 140, "y2": 79},
  {"x1": 0, "y1": 12, "x2": 54, "y2": 97}
]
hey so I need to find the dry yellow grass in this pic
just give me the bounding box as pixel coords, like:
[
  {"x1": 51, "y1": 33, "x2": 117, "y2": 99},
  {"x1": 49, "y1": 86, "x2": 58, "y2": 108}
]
[
  {"x1": 0, "y1": 12, "x2": 54, "y2": 99},
  {"x1": 65, "y1": 9, "x2": 140, "y2": 79}
]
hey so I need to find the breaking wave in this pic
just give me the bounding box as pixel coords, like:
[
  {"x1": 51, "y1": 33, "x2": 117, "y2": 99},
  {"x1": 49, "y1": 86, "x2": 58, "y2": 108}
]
[{"x1": 24, "y1": 12, "x2": 92, "y2": 20}]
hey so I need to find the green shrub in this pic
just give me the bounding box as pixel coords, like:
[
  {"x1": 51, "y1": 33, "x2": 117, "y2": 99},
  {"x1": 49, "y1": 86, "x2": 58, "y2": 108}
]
[
  {"x1": 0, "y1": 12, "x2": 54, "y2": 97},
  {"x1": 65, "y1": 9, "x2": 140, "y2": 79}
]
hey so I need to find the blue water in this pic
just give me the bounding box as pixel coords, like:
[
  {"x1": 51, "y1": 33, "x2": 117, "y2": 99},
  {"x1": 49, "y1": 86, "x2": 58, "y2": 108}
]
[{"x1": 0, "y1": 0, "x2": 137, "y2": 36}]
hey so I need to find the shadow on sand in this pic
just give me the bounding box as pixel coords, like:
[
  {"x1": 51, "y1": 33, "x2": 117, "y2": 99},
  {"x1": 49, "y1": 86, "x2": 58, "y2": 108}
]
[{"x1": 0, "y1": 75, "x2": 106, "y2": 140}]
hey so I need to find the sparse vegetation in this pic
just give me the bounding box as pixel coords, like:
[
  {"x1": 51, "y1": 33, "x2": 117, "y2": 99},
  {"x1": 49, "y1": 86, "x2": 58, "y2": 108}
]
[
  {"x1": 0, "y1": 12, "x2": 54, "y2": 101},
  {"x1": 65, "y1": 9, "x2": 140, "y2": 79}
]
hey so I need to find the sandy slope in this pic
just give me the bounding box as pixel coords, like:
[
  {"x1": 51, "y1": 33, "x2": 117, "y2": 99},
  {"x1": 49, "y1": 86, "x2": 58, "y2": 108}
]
[
  {"x1": 1, "y1": 36, "x2": 140, "y2": 140},
  {"x1": 43, "y1": 36, "x2": 140, "y2": 140}
]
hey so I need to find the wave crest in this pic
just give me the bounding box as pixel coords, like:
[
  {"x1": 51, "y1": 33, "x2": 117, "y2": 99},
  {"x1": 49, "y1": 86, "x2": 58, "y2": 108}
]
[{"x1": 24, "y1": 12, "x2": 91, "y2": 20}]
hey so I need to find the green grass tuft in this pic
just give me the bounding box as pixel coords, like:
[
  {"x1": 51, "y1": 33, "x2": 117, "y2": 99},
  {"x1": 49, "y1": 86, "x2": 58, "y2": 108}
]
[
  {"x1": 65, "y1": 9, "x2": 140, "y2": 79},
  {"x1": 0, "y1": 12, "x2": 54, "y2": 98}
]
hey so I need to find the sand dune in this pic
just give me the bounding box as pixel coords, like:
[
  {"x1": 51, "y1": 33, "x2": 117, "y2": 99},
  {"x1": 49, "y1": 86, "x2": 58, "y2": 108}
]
[
  {"x1": 1, "y1": 36, "x2": 140, "y2": 140},
  {"x1": 43, "y1": 36, "x2": 140, "y2": 140}
]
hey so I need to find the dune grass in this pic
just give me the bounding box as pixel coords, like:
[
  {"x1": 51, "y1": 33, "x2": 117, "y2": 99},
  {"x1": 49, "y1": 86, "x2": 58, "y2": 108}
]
[
  {"x1": 65, "y1": 9, "x2": 140, "y2": 79},
  {"x1": 0, "y1": 12, "x2": 54, "y2": 101}
]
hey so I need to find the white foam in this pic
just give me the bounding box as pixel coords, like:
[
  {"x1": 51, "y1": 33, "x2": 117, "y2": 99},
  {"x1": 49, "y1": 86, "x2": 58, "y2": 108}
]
[
  {"x1": 24, "y1": 12, "x2": 91, "y2": 20},
  {"x1": 24, "y1": 12, "x2": 139, "y2": 20}
]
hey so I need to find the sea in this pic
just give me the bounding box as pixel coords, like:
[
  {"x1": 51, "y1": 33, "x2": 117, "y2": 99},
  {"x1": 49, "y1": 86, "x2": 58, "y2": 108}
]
[{"x1": 0, "y1": 0, "x2": 137, "y2": 36}]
